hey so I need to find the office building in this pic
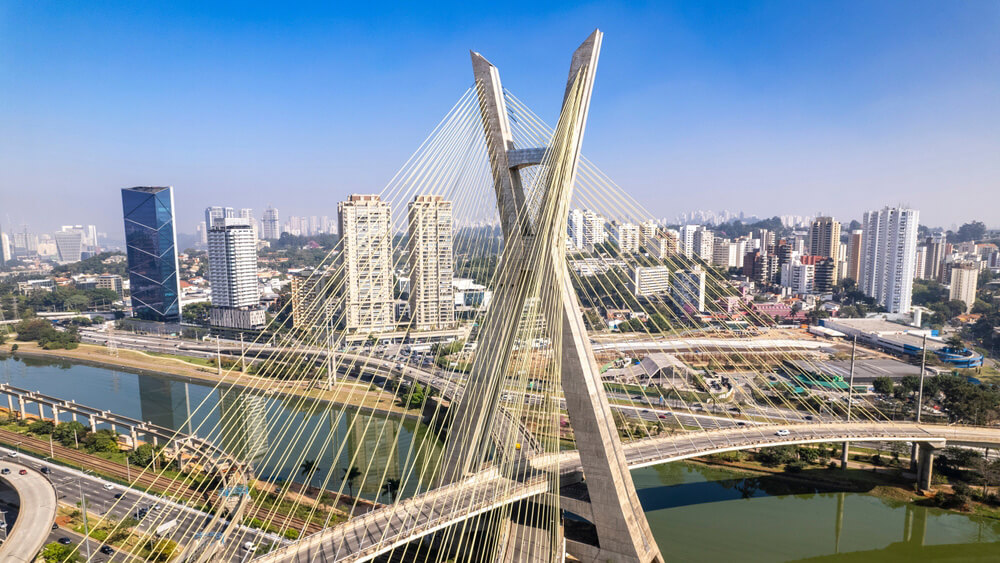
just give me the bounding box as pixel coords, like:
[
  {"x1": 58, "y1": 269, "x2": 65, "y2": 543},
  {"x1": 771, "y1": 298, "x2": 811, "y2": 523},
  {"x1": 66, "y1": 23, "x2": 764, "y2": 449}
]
[
  {"x1": 949, "y1": 263, "x2": 979, "y2": 313},
  {"x1": 924, "y1": 234, "x2": 947, "y2": 281},
  {"x1": 0, "y1": 231, "x2": 11, "y2": 264},
  {"x1": 407, "y1": 195, "x2": 455, "y2": 330},
  {"x1": 97, "y1": 274, "x2": 125, "y2": 300},
  {"x1": 122, "y1": 186, "x2": 182, "y2": 322},
  {"x1": 691, "y1": 226, "x2": 714, "y2": 261},
  {"x1": 338, "y1": 194, "x2": 394, "y2": 332},
  {"x1": 808, "y1": 216, "x2": 841, "y2": 284},
  {"x1": 678, "y1": 225, "x2": 699, "y2": 258},
  {"x1": 612, "y1": 222, "x2": 641, "y2": 254},
  {"x1": 645, "y1": 230, "x2": 679, "y2": 260},
  {"x1": 568, "y1": 209, "x2": 584, "y2": 251},
  {"x1": 205, "y1": 206, "x2": 234, "y2": 229},
  {"x1": 54, "y1": 227, "x2": 85, "y2": 263},
  {"x1": 845, "y1": 230, "x2": 863, "y2": 281},
  {"x1": 291, "y1": 269, "x2": 334, "y2": 329},
  {"x1": 914, "y1": 246, "x2": 927, "y2": 280},
  {"x1": 630, "y1": 265, "x2": 670, "y2": 297},
  {"x1": 580, "y1": 209, "x2": 606, "y2": 250},
  {"x1": 858, "y1": 206, "x2": 919, "y2": 314},
  {"x1": 261, "y1": 206, "x2": 281, "y2": 240},
  {"x1": 208, "y1": 217, "x2": 265, "y2": 330},
  {"x1": 673, "y1": 267, "x2": 707, "y2": 312},
  {"x1": 640, "y1": 220, "x2": 659, "y2": 246},
  {"x1": 814, "y1": 258, "x2": 837, "y2": 293},
  {"x1": 781, "y1": 257, "x2": 815, "y2": 294}
]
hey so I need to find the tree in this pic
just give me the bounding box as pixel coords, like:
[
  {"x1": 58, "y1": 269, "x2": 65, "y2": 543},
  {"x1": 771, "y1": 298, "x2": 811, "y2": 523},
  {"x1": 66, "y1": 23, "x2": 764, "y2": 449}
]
[
  {"x1": 83, "y1": 428, "x2": 119, "y2": 453},
  {"x1": 300, "y1": 459, "x2": 319, "y2": 477},
  {"x1": 128, "y1": 443, "x2": 157, "y2": 467},
  {"x1": 954, "y1": 221, "x2": 987, "y2": 243},
  {"x1": 181, "y1": 301, "x2": 211, "y2": 326},
  {"x1": 343, "y1": 466, "x2": 362, "y2": 498},
  {"x1": 40, "y1": 542, "x2": 80, "y2": 562},
  {"x1": 381, "y1": 477, "x2": 401, "y2": 502},
  {"x1": 946, "y1": 334, "x2": 965, "y2": 351},
  {"x1": 872, "y1": 377, "x2": 895, "y2": 396},
  {"x1": 28, "y1": 419, "x2": 55, "y2": 434},
  {"x1": 52, "y1": 420, "x2": 89, "y2": 447}
]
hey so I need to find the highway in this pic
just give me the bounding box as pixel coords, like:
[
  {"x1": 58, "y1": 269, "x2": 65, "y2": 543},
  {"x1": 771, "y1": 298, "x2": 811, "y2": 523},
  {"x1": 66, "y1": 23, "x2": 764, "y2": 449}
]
[
  {"x1": 0, "y1": 459, "x2": 56, "y2": 562},
  {"x1": 0, "y1": 445, "x2": 282, "y2": 562}
]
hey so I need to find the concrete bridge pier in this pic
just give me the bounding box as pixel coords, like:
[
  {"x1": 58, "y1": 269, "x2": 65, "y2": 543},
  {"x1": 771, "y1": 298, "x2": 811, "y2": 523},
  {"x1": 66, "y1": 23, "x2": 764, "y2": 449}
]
[
  {"x1": 916, "y1": 442, "x2": 938, "y2": 492},
  {"x1": 52, "y1": 405, "x2": 60, "y2": 424},
  {"x1": 17, "y1": 396, "x2": 25, "y2": 420},
  {"x1": 5, "y1": 394, "x2": 12, "y2": 417}
]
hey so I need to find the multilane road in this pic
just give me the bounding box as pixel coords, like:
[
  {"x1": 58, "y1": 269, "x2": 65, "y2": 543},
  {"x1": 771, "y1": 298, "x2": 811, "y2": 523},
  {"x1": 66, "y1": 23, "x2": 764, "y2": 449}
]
[{"x1": 0, "y1": 459, "x2": 56, "y2": 562}]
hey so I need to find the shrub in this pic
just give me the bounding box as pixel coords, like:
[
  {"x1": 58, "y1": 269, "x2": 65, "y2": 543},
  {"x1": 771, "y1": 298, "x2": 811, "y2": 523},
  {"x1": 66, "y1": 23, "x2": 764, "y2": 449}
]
[{"x1": 785, "y1": 461, "x2": 806, "y2": 473}]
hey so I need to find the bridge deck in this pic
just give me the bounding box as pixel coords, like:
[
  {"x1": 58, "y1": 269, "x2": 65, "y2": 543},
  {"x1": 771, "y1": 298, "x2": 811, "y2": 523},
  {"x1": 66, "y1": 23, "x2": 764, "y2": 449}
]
[{"x1": 257, "y1": 421, "x2": 1000, "y2": 562}]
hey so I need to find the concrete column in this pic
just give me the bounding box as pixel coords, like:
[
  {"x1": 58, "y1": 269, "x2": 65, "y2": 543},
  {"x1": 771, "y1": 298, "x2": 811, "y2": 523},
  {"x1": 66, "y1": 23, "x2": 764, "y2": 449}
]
[
  {"x1": 17, "y1": 397, "x2": 25, "y2": 420},
  {"x1": 910, "y1": 442, "x2": 920, "y2": 473},
  {"x1": 5, "y1": 394, "x2": 12, "y2": 417},
  {"x1": 88, "y1": 415, "x2": 96, "y2": 430},
  {"x1": 52, "y1": 406, "x2": 60, "y2": 424},
  {"x1": 37, "y1": 401, "x2": 45, "y2": 421},
  {"x1": 917, "y1": 443, "x2": 936, "y2": 491}
]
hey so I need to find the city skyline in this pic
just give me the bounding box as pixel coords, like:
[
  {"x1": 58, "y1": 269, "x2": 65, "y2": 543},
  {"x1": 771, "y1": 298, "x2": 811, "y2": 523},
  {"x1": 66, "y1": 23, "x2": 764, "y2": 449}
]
[{"x1": 2, "y1": 1, "x2": 999, "y2": 233}]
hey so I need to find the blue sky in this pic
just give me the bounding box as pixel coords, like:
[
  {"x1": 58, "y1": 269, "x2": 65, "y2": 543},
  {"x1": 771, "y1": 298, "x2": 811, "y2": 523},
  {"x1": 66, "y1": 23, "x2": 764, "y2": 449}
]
[{"x1": 1, "y1": 1, "x2": 998, "y2": 235}]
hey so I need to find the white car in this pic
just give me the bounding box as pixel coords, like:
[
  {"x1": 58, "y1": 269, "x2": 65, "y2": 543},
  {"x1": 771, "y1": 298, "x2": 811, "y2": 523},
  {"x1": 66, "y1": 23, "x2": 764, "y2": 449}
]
[
  {"x1": 6, "y1": 452, "x2": 17, "y2": 458},
  {"x1": 775, "y1": 429, "x2": 790, "y2": 437},
  {"x1": 103, "y1": 484, "x2": 115, "y2": 491},
  {"x1": 243, "y1": 542, "x2": 257, "y2": 552}
]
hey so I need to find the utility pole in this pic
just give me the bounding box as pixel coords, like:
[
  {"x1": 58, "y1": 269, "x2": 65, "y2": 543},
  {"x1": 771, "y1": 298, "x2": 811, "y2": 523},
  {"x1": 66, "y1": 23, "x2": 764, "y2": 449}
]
[
  {"x1": 912, "y1": 333, "x2": 928, "y2": 472},
  {"x1": 78, "y1": 473, "x2": 92, "y2": 561},
  {"x1": 841, "y1": 335, "x2": 857, "y2": 470}
]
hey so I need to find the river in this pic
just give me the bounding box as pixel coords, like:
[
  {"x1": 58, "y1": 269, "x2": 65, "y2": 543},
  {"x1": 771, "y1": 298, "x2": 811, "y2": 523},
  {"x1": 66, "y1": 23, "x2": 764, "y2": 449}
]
[{"x1": 2, "y1": 354, "x2": 999, "y2": 560}]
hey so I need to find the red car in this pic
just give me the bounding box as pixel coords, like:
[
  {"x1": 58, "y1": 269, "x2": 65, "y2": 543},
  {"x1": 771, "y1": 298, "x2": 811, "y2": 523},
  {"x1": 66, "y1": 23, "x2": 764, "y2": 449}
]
[{"x1": 18, "y1": 469, "x2": 27, "y2": 475}]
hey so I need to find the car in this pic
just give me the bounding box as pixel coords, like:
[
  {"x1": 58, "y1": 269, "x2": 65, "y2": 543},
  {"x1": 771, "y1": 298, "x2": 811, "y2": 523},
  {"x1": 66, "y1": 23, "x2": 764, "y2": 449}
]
[
  {"x1": 103, "y1": 483, "x2": 115, "y2": 491},
  {"x1": 0, "y1": 468, "x2": 9, "y2": 475},
  {"x1": 243, "y1": 541, "x2": 257, "y2": 552},
  {"x1": 152, "y1": 504, "x2": 163, "y2": 511},
  {"x1": 51, "y1": 523, "x2": 59, "y2": 530},
  {"x1": 58, "y1": 537, "x2": 72, "y2": 545},
  {"x1": 775, "y1": 429, "x2": 790, "y2": 437},
  {"x1": 804, "y1": 415, "x2": 814, "y2": 421},
  {"x1": 658, "y1": 414, "x2": 668, "y2": 420},
  {"x1": 737, "y1": 422, "x2": 747, "y2": 427},
  {"x1": 18, "y1": 469, "x2": 26, "y2": 475},
  {"x1": 39, "y1": 466, "x2": 49, "y2": 474},
  {"x1": 99, "y1": 545, "x2": 115, "y2": 555},
  {"x1": 6, "y1": 452, "x2": 17, "y2": 458},
  {"x1": 114, "y1": 493, "x2": 124, "y2": 500}
]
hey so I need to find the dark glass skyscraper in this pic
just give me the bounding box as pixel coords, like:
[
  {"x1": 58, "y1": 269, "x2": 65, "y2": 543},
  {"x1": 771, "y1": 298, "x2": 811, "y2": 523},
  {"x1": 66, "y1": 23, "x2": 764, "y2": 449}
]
[{"x1": 122, "y1": 186, "x2": 182, "y2": 322}]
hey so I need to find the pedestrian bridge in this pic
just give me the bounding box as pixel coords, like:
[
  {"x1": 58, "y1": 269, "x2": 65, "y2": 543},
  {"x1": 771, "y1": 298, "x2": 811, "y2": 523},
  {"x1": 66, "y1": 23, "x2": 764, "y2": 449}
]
[{"x1": 257, "y1": 421, "x2": 1000, "y2": 562}]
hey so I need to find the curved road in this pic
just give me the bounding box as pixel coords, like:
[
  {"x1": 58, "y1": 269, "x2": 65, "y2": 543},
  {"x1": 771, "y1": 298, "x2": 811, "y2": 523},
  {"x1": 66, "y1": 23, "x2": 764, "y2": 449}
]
[{"x1": 0, "y1": 460, "x2": 57, "y2": 562}]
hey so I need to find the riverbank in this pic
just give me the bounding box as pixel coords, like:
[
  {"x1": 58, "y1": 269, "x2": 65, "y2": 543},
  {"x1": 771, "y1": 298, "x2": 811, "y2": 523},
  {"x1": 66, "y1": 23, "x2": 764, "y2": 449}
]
[
  {"x1": 0, "y1": 341, "x2": 422, "y2": 422},
  {"x1": 687, "y1": 453, "x2": 1000, "y2": 521}
]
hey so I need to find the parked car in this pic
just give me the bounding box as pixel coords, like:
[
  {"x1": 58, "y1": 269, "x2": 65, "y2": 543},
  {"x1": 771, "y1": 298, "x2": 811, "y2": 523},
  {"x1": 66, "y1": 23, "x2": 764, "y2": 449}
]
[
  {"x1": 0, "y1": 468, "x2": 10, "y2": 475},
  {"x1": 18, "y1": 469, "x2": 27, "y2": 475}
]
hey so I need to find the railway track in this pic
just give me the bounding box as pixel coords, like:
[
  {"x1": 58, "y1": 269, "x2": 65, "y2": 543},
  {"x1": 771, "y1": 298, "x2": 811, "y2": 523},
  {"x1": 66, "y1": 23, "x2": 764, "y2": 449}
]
[{"x1": 0, "y1": 428, "x2": 323, "y2": 535}]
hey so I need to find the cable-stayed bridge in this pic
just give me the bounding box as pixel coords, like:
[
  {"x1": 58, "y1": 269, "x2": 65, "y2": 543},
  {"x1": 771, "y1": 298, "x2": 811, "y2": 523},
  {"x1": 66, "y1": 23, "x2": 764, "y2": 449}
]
[{"x1": 55, "y1": 30, "x2": 1000, "y2": 563}]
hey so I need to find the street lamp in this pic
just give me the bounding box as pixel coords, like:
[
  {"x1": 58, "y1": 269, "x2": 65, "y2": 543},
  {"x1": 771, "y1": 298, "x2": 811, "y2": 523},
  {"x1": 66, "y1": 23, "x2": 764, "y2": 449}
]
[
  {"x1": 78, "y1": 470, "x2": 94, "y2": 561},
  {"x1": 14, "y1": 441, "x2": 21, "y2": 456}
]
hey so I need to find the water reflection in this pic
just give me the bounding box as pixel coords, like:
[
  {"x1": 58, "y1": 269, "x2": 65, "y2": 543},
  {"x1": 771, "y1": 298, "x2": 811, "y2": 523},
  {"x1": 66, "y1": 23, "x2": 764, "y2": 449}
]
[
  {"x1": 633, "y1": 463, "x2": 1000, "y2": 562},
  {"x1": 0, "y1": 355, "x2": 441, "y2": 501}
]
